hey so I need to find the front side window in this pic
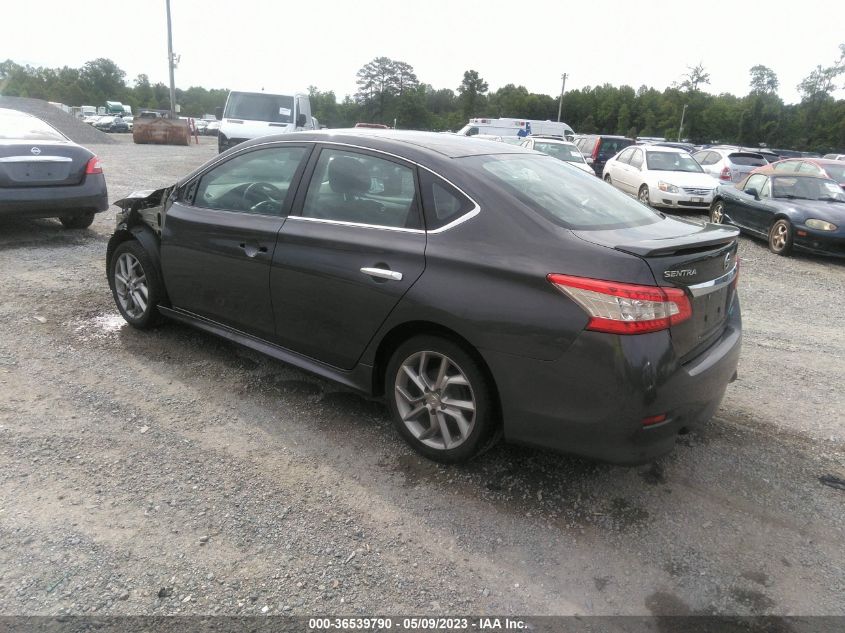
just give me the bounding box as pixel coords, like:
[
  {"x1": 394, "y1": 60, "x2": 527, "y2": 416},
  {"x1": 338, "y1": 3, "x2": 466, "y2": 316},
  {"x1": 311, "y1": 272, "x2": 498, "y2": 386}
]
[
  {"x1": 744, "y1": 174, "x2": 767, "y2": 194},
  {"x1": 798, "y1": 162, "x2": 820, "y2": 175},
  {"x1": 194, "y1": 146, "x2": 307, "y2": 215},
  {"x1": 473, "y1": 154, "x2": 661, "y2": 231},
  {"x1": 300, "y1": 149, "x2": 420, "y2": 229},
  {"x1": 774, "y1": 161, "x2": 799, "y2": 172}
]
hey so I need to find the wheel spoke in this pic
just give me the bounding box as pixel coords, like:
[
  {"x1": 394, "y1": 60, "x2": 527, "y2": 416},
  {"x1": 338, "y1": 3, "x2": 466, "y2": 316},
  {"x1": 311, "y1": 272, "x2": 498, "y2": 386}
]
[
  {"x1": 436, "y1": 412, "x2": 452, "y2": 449},
  {"x1": 443, "y1": 407, "x2": 471, "y2": 438},
  {"x1": 396, "y1": 385, "x2": 423, "y2": 404},
  {"x1": 418, "y1": 352, "x2": 431, "y2": 389},
  {"x1": 402, "y1": 404, "x2": 427, "y2": 422},
  {"x1": 444, "y1": 374, "x2": 469, "y2": 387},
  {"x1": 442, "y1": 397, "x2": 474, "y2": 412},
  {"x1": 401, "y1": 365, "x2": 427, "y2": 394},
  {"x1": 131, "y1": 290, "x2": 147, "y2": 312},
  {"x1": 418, "y1": 412, "x2": 439, "y2": 440},
  {"x1": 434, "y1": 356, "x2": 448, "y2": 389}
]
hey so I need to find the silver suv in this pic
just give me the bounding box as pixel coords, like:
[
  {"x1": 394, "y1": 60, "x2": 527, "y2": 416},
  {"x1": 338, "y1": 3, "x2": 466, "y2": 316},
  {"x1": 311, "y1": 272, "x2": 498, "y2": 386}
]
[{"x1": 692, "y1": 148, "x2": 768, "y2": 184}]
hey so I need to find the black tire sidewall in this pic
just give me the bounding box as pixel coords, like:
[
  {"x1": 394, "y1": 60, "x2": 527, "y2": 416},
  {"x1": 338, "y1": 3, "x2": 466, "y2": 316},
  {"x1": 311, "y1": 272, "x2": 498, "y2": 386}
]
[
  {"x1": 109, "y1": 241, "x2": 162, "y2": 329},
  {"x1": 639, "y1": 185, "x2": 649, "y2": 204},
  {"x1": 59, "y1": 212, "x2": 95, "y2": 229},
  {"x1": 385, "y1": 335, "x2": 497, "y2": 464}
]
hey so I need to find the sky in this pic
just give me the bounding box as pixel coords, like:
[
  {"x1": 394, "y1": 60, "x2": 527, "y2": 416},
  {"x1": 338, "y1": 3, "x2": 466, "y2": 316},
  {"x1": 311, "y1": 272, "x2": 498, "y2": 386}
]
[{"x1": 2, "y1": 0, "x2": 844, "y2": 107}]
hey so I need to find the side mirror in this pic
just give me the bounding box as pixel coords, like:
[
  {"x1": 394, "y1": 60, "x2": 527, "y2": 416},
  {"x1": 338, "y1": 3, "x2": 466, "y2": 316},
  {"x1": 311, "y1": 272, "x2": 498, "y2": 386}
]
[
  {"x1": 744, "y1": 187, "x2": 760, "y2": 200},
  {"x1": 296, "y1": 113, "x2": 307, "y2": 128},
  {"x1": 214, "y1": 107, "x2": 223, "y2": 121}
]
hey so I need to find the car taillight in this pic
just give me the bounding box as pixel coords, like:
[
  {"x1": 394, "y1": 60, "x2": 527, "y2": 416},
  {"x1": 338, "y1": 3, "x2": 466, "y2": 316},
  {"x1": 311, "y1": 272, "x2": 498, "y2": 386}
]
[
  {"x1": 85, "y1": 156, "x2": 103, "y2": 175},
  {"x1": 719, "y1": 166, "x2": 731, "y2": 180},
  {"x1": 592, "y1": 139, "x2": 601, "y2": 161},
  {"x1": 548, "y1": 273, "x2": 692, "y2": 334}
]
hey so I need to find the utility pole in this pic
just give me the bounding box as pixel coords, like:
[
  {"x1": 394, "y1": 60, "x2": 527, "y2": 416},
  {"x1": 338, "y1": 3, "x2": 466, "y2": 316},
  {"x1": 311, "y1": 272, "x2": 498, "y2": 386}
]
[
  {"x1": 165, "y1": 0, "x2": 177, "y2": 118},
  {"x1": 677, "y1": 104, "x2": 688, "y2": 142},
  {"x1": 557, "y1": 73, "x2": 568, "y2": 122}
]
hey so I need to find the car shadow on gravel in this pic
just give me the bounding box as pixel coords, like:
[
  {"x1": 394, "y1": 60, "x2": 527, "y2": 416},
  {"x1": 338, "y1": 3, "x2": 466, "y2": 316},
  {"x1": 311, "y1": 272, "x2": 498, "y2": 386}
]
[{"x1": 0, "y1": 217, "x2": 99, "y2": 250}]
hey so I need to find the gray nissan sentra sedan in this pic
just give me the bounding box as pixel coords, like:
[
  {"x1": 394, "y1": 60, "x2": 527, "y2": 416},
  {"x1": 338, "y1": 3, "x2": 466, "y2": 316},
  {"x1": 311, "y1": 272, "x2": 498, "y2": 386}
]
[{"x1": 107, "y1": 130, "x2": 741, "y2": 465}]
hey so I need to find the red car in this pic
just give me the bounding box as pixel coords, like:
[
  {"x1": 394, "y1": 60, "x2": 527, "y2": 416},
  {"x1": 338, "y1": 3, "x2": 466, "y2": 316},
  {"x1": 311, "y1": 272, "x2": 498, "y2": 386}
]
[{"x1": 753, "y1": 158, "x2": 845, "y2": 188}]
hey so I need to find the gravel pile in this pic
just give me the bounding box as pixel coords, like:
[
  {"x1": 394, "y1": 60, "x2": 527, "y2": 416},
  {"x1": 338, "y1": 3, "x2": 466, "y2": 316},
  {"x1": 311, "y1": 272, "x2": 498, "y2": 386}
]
[{"x1": 0, "y1": 96, "x2": 116, "y2": 145}]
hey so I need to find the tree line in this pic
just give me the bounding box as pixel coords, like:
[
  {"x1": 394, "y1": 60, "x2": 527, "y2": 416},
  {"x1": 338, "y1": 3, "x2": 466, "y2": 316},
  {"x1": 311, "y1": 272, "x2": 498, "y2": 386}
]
[{"x1": 1, "y1": 46, "x2": 843, "y2": 152}]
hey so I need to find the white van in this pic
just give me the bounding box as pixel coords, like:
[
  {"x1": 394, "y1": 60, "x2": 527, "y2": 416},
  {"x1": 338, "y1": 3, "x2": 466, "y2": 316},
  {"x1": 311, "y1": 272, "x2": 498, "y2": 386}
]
[
  {"x1": 217, "y1": 89, "x2": 316, "y2": 153},
  {"x1": 457, "y1": 117, "x2": 574, "y2": 141}
]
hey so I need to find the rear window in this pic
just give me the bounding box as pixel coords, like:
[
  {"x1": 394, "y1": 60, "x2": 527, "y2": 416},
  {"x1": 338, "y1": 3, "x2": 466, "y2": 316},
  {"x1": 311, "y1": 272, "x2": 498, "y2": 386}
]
[
  {"x1": 472, "y1": 154, "x2": 661, "y2": 231},
  {"x1": 598, "y1": 138, "x2": 633, "y2": 155},
  {"x1": 533, "y1": 142, "x2": 586, "y2": 163},
  {"x1": 728, "y1": 153, "x2": 766, "y2": 167},
  {"x1": 0, "y1": 114, "x2": 66, "y2": 141}
]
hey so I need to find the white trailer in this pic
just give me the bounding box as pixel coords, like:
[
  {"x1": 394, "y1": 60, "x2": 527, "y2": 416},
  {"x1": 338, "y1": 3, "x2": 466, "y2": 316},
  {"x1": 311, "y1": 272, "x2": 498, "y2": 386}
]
[{"x1": 457, "y1": 117, "x2": 574, "y2": 141}]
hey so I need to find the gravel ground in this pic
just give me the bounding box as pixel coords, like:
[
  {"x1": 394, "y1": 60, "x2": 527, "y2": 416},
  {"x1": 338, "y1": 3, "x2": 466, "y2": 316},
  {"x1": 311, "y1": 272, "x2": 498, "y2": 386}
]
[
  {"x1": 0, "y1": 97, "x2": 115, "y2": 145},
  {"x1": 0, "y1": 136, "x2": 843, "y2": 617}
]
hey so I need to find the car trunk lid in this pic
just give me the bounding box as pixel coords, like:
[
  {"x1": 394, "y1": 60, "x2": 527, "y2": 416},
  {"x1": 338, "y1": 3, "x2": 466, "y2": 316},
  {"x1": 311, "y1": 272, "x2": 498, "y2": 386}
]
[
  {"x1": 0, "y1": 142, "x2": 91, "y2": 188},
  {"x1": 573, "y1": 218, "x2": 739, "y2": 360}
]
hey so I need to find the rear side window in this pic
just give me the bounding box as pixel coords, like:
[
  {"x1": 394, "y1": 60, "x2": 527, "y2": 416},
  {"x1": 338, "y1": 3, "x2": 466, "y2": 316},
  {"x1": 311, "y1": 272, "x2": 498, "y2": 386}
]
[
  {"x1": 301, "y1": 148, "x2": 420, "y2": 229},
  {"x1": 629, "y1": 149, "x2": 644, "y2": 169},
  {"x1": 616, "y1": 147, "x2": 635, "y2": 164},
  {"x1": 797, "y1": 162, "x2": 820, "y2": 175},
  {"x1": 822, "y1": 164, "x2": 845, "y2": 181},
  {"x1": 419, "y1": 171, "x2": 475, "y2": 230},
  {"x1": 774, "y1": 161, "x2": 799, "y2": 173},
  {"x1": 728, "y1": 153, "x2": 767, "y2": 167},
  {"x1": 473, "y1": 154, "x2": 660, "y2": 231}
]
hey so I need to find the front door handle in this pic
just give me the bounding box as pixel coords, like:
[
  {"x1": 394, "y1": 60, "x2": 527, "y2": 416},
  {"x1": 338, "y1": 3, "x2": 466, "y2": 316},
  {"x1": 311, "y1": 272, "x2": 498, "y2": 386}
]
[
  {"x1": 239, "y1": 242, "x2": 269, "y2": 258},
  {"x1": 360, "y1": 267, "x2": 403, "y2": 281}
]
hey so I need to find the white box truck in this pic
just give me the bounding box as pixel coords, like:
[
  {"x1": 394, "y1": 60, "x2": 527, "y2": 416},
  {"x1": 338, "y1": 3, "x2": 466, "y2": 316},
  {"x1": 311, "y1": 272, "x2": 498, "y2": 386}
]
[
  {"x1": 457, "y1": 117, "x2": 574, "y2": 141},
  {"x1": 216, "y1": 89, "x2": 316, "y2": 153}
]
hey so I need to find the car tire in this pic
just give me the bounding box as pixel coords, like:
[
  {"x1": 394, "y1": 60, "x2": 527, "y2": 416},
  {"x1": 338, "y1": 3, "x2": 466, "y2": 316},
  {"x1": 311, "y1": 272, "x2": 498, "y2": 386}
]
[
  {"x1": 59, "y1": 212, "x2": 95, "y2": 229},
  {"x1": 385, "y1": 335, "x2": 499, "y2": 464},
  {"x1": 603, "y1": 174, "x2": 612, "y2": 184},
  {"x1": 768, "y1": 218, "x2": 794, "y2": 256},
  {"x1": 710, "y1": 200, "x2": 725, "y2": 224},
  {"x1": 638, "y1": 185, "x2": 651, "y2": 206},
  {"x1": 108, "y1": 240, "x2": 163, "y2": 329}
]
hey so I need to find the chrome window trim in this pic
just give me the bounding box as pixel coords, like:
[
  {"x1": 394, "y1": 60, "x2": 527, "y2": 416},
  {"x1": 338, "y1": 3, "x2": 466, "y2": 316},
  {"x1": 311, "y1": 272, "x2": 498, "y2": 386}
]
[
  {"x1": 687, "y1": 263, "x2": 738, "y2": 297},
  {"x1": 195, "y1": 139, "x2": 482, "y2": 234},
  {"x1": 286, "y1": 216, "x2": 424, "y2": 234}
]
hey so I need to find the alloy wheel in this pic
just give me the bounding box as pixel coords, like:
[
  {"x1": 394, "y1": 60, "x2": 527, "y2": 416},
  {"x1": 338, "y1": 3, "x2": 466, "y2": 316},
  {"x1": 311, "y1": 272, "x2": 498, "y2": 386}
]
[
  {"x1": 638, "y1": 186, "x2": 650, "y2": 205},
  {"x1": 113, "y1": 253, "x2": 149, "y2": 319},
  {"x1": 711, "y1": 201, "x2": 724, "y2": 223},
  {"x1": 770, "y1": 222, "x2": 788, "y2": 251},
  {"x1": 394, "y1": 351, "x2": 476, "y2": 451}
]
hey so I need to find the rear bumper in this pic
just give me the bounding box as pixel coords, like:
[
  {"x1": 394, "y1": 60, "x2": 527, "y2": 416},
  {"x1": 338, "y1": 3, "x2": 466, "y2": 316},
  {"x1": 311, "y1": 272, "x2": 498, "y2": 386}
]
[
  {"x1": 0, "y1": 174, "x2": 108, "y2": 218},
  {"x1": 483, "y1": 295, "x2": 742, "y2": 465}
]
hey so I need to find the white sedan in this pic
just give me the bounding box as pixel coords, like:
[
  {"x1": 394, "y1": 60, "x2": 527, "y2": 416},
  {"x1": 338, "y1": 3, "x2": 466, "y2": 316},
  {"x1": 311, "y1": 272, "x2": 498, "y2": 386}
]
[
  {"x1": 603, "y1": 145, "x2": 719, "y2": 210},
  {"x1": 521, "y1": 137, "x2": 595, "y2": 175}
]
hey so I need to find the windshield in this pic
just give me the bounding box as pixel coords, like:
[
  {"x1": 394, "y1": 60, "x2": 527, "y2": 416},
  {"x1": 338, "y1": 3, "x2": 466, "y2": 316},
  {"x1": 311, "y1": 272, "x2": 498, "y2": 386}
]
[
  {"x1": 224, "y1": 92, "x2": 295, "y2": 123},
  {"x1": 0, "y1": 114, "x2": 66, "y2": 141},
  {"x1": 472, "y1": 154, "x2": 661, "y2": 230},
  {"x1": 772, "y1": 177, "x2": 845, "y2": 202},
  {"x1": 646, "y1": 151, "x2": 703, "y2": 173},
  {"x1": 534, "y1": 142, "x2": 586, "y2": 163}
]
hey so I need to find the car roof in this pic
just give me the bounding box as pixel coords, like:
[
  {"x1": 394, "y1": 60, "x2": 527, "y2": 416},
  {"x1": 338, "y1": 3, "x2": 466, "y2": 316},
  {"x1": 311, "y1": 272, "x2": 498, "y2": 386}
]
[
  {"x1": 529, "y1": 137, "x2": 576, "y2": 146},
  {"x1": 236, "y1": 129, "x2": 531, "y2": 160},
  {"x1": 637, "y1": 144, "x2": 688, "y2": 154}
]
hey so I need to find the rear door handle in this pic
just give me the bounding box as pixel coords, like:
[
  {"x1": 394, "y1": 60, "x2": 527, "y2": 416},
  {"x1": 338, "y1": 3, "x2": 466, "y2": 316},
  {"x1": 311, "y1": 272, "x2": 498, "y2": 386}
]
[{"x1": 360, "y1": 267, "x2": 403, "y2": 281}]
